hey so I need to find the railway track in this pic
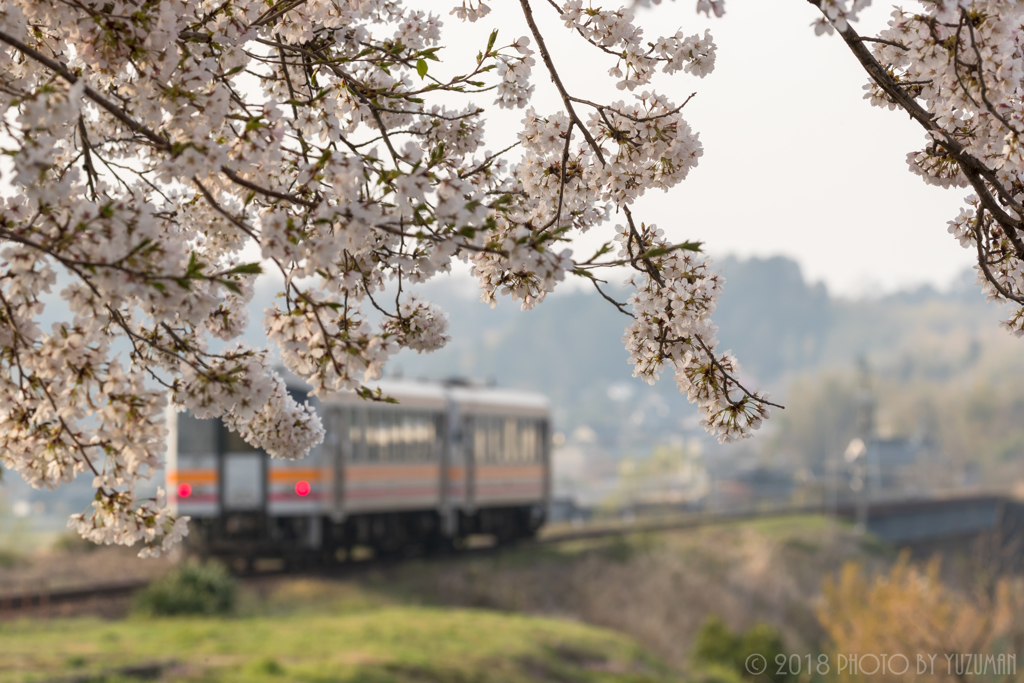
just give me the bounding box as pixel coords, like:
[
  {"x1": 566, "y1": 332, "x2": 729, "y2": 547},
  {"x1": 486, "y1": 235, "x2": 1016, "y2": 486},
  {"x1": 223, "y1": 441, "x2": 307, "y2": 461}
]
[
  {"x1": 0, "y1": 579, "x2": 151, "y2": 617},
  {"x1": 4, "y1": 494, "x2": 1007, "y2": 618}
]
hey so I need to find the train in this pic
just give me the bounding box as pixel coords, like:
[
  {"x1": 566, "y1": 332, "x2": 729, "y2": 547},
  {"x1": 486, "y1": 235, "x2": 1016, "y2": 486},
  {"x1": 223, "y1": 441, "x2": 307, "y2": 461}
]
[{"x1": 166, "y1": 378, "x2": 551, "y2": 564}]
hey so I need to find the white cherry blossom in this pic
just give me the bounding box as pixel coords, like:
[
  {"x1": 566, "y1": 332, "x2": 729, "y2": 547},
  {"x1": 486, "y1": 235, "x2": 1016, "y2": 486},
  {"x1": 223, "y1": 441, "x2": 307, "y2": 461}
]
[{"x1": 0, "y1": 0, "x2": 793, "y2": 553}]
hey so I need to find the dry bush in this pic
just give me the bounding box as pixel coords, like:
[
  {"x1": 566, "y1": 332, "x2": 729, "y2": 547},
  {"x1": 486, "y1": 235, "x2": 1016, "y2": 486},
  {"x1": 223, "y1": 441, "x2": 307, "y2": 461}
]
[{"x1": 819, "y1": 553, "x2": 1024, "y2": 683}]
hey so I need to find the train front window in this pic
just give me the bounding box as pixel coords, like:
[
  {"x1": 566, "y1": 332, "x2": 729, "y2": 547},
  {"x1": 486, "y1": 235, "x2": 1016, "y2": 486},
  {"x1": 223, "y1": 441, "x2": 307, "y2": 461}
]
[
  {"x1": 176, "y1": 412, "x2": 218, "y2": 454},
  {"x1": 224, "y1": 427, "x2": 259, "y2": 453}
]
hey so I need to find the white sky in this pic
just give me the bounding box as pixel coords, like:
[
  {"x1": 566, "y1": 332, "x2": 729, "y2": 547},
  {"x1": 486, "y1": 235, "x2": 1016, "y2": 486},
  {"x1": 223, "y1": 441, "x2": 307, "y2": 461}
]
[{"x1": 443, "y1": 0, "x2": 974, "y2": 297}]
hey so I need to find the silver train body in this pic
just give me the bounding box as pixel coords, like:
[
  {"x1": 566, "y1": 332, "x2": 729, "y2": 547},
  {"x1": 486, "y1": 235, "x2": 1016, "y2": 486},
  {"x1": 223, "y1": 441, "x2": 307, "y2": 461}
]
[{"x1": 166, "y1": 380, "x2": 551, "y2": 560}]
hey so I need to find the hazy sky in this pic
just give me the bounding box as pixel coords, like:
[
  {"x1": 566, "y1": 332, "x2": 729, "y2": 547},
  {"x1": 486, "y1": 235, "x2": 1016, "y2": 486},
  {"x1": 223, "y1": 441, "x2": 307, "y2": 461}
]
[{"x1": 445, "y1": 0, "x2": 974, "y2": 297}]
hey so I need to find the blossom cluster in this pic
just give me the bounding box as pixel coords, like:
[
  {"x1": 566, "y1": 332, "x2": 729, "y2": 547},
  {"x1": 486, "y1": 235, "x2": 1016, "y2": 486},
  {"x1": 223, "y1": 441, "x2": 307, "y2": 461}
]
[
  {"x1": 619, "y1": 225, "x2": 770, "y2": 443},
  {"x1": 845, "y1": 1, "x2": 1024, "y2": 336},
  {"x1": 561, "y1": 1, "x2": 716, "y2": 90},
  {"x1": 0, "y1": 0, "x2": 773, "y2": 552},
  {"x1": 695, "y1": 0, "x2": 870, "y2": 34},
  {"x1": 810, "y1": 0, "x2": 873, "y2": 35}
]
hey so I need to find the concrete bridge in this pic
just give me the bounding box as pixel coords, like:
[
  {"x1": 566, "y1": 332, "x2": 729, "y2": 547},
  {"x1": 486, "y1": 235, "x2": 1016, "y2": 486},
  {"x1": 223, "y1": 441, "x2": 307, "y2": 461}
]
[
  {"x1": 833, "y1": 494, "x2": 1024, "y2": 560},
  {"x1": 552, "y1": 491, "x2": 1024, "y2": 564}
]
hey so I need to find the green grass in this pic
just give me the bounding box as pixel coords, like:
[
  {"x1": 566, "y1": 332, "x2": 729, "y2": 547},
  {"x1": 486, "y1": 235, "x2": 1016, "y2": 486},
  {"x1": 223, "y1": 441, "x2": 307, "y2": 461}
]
[
  {"x1": 0, "y1": 606, "x2": 676, "y2": 683},
  {"x1": 738, "y1": 514, "x2": 838, "y2": 537}
]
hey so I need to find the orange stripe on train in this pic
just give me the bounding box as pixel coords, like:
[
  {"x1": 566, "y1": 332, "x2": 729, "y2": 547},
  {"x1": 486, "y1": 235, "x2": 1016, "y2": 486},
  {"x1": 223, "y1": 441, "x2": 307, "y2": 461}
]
[
  {"x1": 167, "y1": 469, "x2": 218, "y2": 484},
  {"x1": 268, "y1": 469, "x2": 324, "y2": 482}
]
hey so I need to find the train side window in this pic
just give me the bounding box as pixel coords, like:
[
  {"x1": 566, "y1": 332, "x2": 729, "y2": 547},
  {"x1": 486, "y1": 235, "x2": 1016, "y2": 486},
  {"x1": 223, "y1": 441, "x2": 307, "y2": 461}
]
[
  {"x1": 365, "y1": 411, "x2": 376, "y2": 462},
  {"x1": 517, "y1": 419, "x2": 533, "y2": 463},
  {"x1": 481, "y1": 415, "x2": 505, "y2": 463},
  {"x1": 402, "y1": 412, "x2": 438, "y2": 461},
  {"x1": 504, "y1": 417, "x2": 519, "y2": 462},
  {"x1": 486, "y1": 416, "x2": 500, "y2": 463},
  {"x1": 364, "y1": 410, "x2": 440, "y2": 462},
  {"x1": 471, "y1": 417, "x2": 484, "y2": 464},
  {"x1": 517, "y1": 419, "x2": 544, "y2": 464},
  {"x1": 386, "y1": 412, "x2": 401, "y2": 462},
  {"x1": 476, "y1": 417, "x2": 487, "y2": 462},
  {"x1": 404, "y1": 416, "x2": 419, "y2": 461},
  {"x1": 372, "y1": 411, "x2": 385, "y2": 462},
  {"x1": 468, "y1": 416, "x2": 481, "y2": 463},
  {"x1": 401, "y1": 413, "x2": 417, "y2": 461},
  {"x1": 366, "y1": 411, "x2": 383, "y2": 462},
  {"x1": 393, "y1": 412, "x2": 404, "y2": 462},
  {"x1": 466, "y1": 415, "x2": 549, "y2": 464},
  {"x1": 348, "y1": 409, "x2": 364, "y2": 462}
]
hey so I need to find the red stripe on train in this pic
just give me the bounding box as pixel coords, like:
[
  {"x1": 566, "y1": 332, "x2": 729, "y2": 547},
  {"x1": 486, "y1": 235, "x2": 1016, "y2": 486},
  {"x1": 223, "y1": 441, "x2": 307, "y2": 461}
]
[
  {"x1": 476, "y1": 483, "x2": 543, "y2": 491},
  {"x1": 268, "y1": 492, "x2": 330, "y2": 502},
  {"x1": 346, "y1": 486, "x2": 440, "y2": 498},
  {"x1": 174, "y1": 493, "x2": 219, "y2": 504}
]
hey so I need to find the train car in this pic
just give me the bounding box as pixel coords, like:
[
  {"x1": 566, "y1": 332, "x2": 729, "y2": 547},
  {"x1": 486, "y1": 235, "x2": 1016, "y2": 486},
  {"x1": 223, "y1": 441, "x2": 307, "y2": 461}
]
[{"x1": 166, "y1": 379, "x2": 550, "y2": 562}]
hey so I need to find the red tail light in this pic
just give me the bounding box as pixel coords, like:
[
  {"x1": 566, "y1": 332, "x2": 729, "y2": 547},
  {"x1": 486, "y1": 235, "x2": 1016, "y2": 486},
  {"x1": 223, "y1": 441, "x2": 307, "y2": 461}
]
[
  {"x1": 295, "y1": 480, "x2": 311, "y2": 497},
  {"x1": 177, "y1": 482, "x2": 193, "y2": 498}
]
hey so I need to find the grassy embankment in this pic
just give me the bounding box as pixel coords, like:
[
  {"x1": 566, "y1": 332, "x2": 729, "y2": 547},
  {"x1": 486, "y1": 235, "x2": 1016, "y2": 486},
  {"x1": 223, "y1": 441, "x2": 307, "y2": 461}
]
[
  {"x1": 0, "y1": 514, "x2": 893, "y2": 682},
  {"x1": 1, "y1": 604, "x2": 673, "y2": 683}
]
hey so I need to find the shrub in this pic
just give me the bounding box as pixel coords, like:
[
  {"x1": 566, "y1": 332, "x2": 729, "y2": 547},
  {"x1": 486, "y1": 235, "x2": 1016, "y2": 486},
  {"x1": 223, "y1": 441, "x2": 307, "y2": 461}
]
[
  {"x1": 0, "y1": 548, "x2": 24, "y2": 568},
  {"x1": 738, "y1": 624, "x2": 788, "y2": 683},
  {"x1": 692, "y1": 616, "x2": 791, "y2": 683},
  {"x1": 694, "y1": 616, "x2": 741, "y2": 667},
  {"x1": 134, "y1": 561, "x2": 237, "y2": 616},
  {"x1": 251, "y1": 658, "x2": 285, "y2": 676}
]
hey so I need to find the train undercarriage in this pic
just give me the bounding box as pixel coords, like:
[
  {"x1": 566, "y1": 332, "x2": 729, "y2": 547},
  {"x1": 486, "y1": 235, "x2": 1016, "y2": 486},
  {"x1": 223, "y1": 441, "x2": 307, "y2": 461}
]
[{"x1": 184, "y1": 505, "x2": 545, "y2": 570}]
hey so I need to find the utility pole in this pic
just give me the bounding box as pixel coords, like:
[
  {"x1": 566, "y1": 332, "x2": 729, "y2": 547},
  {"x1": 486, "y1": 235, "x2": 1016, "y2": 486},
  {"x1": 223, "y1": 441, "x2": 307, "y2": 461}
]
[{"x1": 853, "y1": 356, "x2": 875, "y2": 533}]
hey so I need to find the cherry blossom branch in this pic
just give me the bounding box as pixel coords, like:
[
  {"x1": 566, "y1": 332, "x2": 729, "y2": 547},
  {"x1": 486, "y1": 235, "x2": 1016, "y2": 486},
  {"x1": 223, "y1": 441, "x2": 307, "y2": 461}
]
[
  {"x1": 220, "y1": 167, "x2": 316, "y2": 207},
  {"x1": 974, "y1": 209, "x2": 1024, "y2": 305},
  {"x1": 580, "y1": 272, "x2": 634, "y2": 318},
  {"x1": 691, "y1": 333, "x2": 784, "y2": 410},
  {"x1": 0, "y1": 29, "x2": 172, "y2": 152},
  {"x1": 961, "y1": 11, "x2": 1018, "y2": 137},
  {"x1": 806, "y1": 1, "x2": 1024, "y2": 243},
  {"x1": 518, "y1": 0, "x2": 607, "y2": 166}
]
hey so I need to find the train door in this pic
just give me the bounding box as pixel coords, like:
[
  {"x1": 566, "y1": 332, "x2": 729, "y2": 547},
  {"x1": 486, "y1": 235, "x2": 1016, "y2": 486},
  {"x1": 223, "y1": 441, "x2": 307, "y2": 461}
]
[
  {"x1": 462, "y1": 414, "x2": 477, "y2": 513},
  {"x1": 325, "y1": 406, "x2": 352, "y2": 522},
  {"x1": 222, "y1": 452, "x2": 264, "y2": 511},
  {"x1": 219, "y1": 425, "x2": 267, "y2": 533}
]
